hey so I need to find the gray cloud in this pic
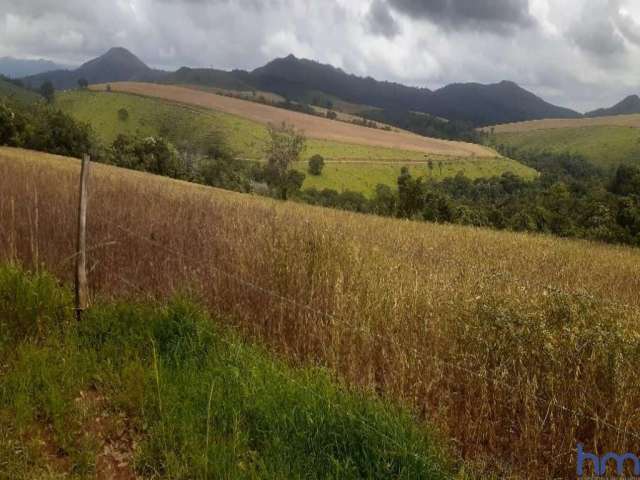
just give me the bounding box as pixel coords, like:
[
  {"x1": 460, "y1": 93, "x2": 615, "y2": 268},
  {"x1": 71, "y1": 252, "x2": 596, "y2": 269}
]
[
  {"x1": 367, "y1": 0, "x2": 401, "y2": 38},
  {"x1": 386, "y1": 0, "x2": 535, "y2": 32},
  {"x1": 565, "y1": 1, "x2": 626, "y2": 61},
  {"x1": 1, "y1": 0, "x2": 640, "y2": 111},
  {"x1": 614, "y1": 7, "x2": 640, "y2": 46}
]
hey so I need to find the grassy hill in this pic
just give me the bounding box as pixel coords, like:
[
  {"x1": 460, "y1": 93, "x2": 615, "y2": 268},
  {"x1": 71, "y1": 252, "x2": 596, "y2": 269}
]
[
  {"x1": 494, "y1": 125, "x2": 640, "y2": 169},
  {"x1": 58, "y1": 89, "x2": 536, "y2": 195},
  {"x1": 2, "y1": 147, "x2": 639, "y2": 478},
  {"x1": 0, "y1": 76, "x2": 40, "y2": 105},
  {"x1": 486, "y1": 114, "x2": 640, "y2": 134},
  {"x1": 93, "y1": 82, "x2": 496, "y2": 158}
]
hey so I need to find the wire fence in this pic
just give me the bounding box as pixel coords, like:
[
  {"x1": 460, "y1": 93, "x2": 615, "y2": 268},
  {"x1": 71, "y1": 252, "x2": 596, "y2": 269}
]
[{"x1": 98, "y1": 216, "x2": 640, "y2": 445}]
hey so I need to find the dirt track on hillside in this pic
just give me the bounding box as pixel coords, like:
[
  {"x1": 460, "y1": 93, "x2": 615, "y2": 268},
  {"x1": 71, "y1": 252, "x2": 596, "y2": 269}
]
[
  {"x1": 92, "y1": 82, "x2": 495, "y2": 158},
  {"x1": 485, "y1": 114, "x2": 640, "y2": 133}
]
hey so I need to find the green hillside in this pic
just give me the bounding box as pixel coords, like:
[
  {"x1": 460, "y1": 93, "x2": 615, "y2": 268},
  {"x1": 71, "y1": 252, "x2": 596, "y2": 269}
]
[
  {"x1": 0, "y1": 77, "x2": 40, "y2": 105},
  {"x1": 495, "y1": 125, "x2": 640, "y2": 170},
  {"x1": 57, "y1": 90, "x2": 536, "y2": 194},
  {"x1": 297, "y1": 157, "x2": 535, "y2": 196}
]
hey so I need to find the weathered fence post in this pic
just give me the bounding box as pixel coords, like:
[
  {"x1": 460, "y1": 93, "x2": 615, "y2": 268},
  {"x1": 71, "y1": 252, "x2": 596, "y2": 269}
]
[{"x1": 75, "y1": 154, "x2": 91, "y2": 321}]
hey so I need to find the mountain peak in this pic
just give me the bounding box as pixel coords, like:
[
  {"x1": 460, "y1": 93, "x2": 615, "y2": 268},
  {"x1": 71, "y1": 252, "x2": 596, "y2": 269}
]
[
  {"x1": 81, "y1": 47, "x2": 149, "y2": 71},
  {"x1": 586, "y1": 94, "x2": 640, "y2": 117},
  {"x1": 21, "y1": 47, "x2": 162, "y2": 89}
]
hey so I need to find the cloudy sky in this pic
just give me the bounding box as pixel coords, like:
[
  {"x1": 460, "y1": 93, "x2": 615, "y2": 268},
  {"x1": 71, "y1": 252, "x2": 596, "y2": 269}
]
[{"x1": 2, "y1": 0, "x2": 640, "y2": 111}]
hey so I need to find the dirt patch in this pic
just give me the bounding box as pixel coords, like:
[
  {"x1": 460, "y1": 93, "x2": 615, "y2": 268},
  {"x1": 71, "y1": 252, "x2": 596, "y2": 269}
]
[
  {"x1": 91, "y1": 82, "x2": 495, "y2": 158},
  {"x1": 75, "y1": 389, "x2": 139, "y2": 480}
]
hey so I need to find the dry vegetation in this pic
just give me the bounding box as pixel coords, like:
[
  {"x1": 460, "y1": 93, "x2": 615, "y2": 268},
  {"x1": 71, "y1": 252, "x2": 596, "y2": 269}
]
[
  {"x1": 91, "y1": 82, "x2": 495, "y2": 158},
  {"x1": 485, "y1": 113, "x2": 640, "y2": 133},
  {"x1": 2, "y1": 146, "x2": 640, "y2": 478}
]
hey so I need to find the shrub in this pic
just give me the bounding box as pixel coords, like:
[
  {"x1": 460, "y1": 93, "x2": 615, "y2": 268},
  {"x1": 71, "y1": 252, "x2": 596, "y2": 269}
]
[
  {"x1": 308, "y1": 154, "x2": 325, "y2": 176},
  {"x1": 117, "y1": 108, "x2": 129, "y2": 122}
]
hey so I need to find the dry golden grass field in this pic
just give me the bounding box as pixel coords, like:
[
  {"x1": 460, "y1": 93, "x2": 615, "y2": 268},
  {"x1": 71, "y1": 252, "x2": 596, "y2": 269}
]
[
  {"x1": 2, "y1": 146, "x2": 640, "y2": 478},
  {"x1": 485, "y1": 113, "x2": 640, "y2": 133},
  {"x1": 91, "y1": 82, "x2": 495, "y2": 158}
]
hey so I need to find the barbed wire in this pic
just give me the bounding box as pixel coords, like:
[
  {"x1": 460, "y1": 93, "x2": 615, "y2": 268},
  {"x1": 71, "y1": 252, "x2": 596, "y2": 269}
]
[{"x1": 99, "y1": 216, "x2": 640, "y2": 444}]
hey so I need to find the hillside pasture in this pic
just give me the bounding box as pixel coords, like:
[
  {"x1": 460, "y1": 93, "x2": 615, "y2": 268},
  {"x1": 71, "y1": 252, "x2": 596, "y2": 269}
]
[
  {"x1": 298, "y1": 157, "x2": 536, "y2": 195},
  {"x1": 1, "y1": 146, "x2": 639, "y2": 478},
  {"x1": 0, "y1": 77, "x2": 40, "y2": 105},
  {"x1": 91, "y1": 82, "x2": 496, "y2": 158},
  {"x1": 486, "y1": 113, "x2": 640, "y2": 133},
  {"x1": 494, "y1": 125, "x2": 640, "y2": 169},
  {"x1": 59, "y1": 90, "x2": 536, "y2": 193}
]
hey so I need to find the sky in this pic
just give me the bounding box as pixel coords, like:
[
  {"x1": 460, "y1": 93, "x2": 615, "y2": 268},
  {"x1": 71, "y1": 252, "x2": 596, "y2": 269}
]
[{"x1": 1, "y1": 0, "x2": 640, "y2": 112}]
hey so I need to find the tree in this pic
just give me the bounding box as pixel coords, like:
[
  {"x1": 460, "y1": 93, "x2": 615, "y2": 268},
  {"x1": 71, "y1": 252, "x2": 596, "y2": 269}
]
[
  {"x1": 110, "y1": 135, "x2": 183, "y2": 178},
  {"x1": 40, "y1": 81, "x2": 55, "y2": 104},
  {"x1": 27, "y1": 107, "x2": 94, "y2": 158},
  {"x1": 428, "y1": 159, "x2": 434, "y2": 177},
  {"x1": 0, "y1": 102, "x2": 18, "y2": 145},
  {"x1": 118, "y1": 108, "x2": 129, "y2": 122},
  {"x1": 610, "y1": 165, "x2": 640, "y2": 196},
  {"x1": 263, "y1": 122, "x2": 306, "y2": 200},
  {"x1": 397, "y1": 167, "x2": 424, "y2": 218},
  {"x1": 308, "y1": 154, "x2": 325, "y2": 176},
  {"x1": 372, "y1": 184, "x2": 397, "y2": 216},
  {"x1": 106, "y1": 84, "x2": 112, "y2": 92},
  {"x1": 77, "y1": 78, "x2": 89, "y2": 89}
]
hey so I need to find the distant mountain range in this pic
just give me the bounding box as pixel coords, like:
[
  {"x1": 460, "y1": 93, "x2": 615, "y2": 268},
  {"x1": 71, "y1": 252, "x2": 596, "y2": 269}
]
[
  {"x1": 586, "y1": 95, "x2": 640, "y2": 118},
  {"x1": 0, "y1": 56, "x2": 70, "y2": 78},
  {"x1": 11, "y1": 47, "x2": 640, "y2": 126},
  {"x1": 248, "y1": 55, "x2": 582, "y2": 125}
]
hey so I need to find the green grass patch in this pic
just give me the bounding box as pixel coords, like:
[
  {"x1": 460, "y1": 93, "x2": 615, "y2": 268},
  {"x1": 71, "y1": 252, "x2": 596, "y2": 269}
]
[
  {"x1": 297, "y1": 157, "x2": 537, "y2": 196},
  {"x1": 0, "y1": 78, "x2": 41, "y2": 106},
  {"x1": 0, "y1": 264, "x2": 454, "y2": 479},
  {"x1": 495, "y1": 126, "x2": 640, "y2": 170}
]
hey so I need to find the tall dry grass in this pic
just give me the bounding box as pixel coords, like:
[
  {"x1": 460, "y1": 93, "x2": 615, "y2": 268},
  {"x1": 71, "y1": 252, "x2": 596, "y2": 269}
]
[{"x1": 1, "y1": 146, "x2": 640, "y2": 477}]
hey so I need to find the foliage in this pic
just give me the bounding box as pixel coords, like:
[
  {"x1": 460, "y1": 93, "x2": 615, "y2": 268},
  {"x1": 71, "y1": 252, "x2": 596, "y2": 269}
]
[
  {"x1": 362, "y1": 109, "x2": 485, "y2": 143},
  {"x1": 263, "y1": 122, "x2": 306, "y2": 199},
  {"x1": 0, "y1": 100, "x2": 94, "y2": 158},
  {"x1": 308, "y1": 154, "x2": 325, "y2": 175},
  {"x1": 110, "y1": 134, "x2": 185, "y2": 178},
  {"x1": 198, "y1": 156, "x2": 255, "y2": 193},
  {"x1": 382, "y1": 149, "x2": 640, "y2": 245},
  {"x1": 77, "y1": 78, "x2": 89, "y2": 89},
  {"x1": 39, "y1": 80, "x2": 55, "y2": 104}
]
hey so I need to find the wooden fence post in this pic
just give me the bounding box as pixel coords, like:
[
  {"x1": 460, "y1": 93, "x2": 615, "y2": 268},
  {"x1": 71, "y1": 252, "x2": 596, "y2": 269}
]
[{"x1": 75, "y1": 154, "x2": 91, "y2": 321}]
